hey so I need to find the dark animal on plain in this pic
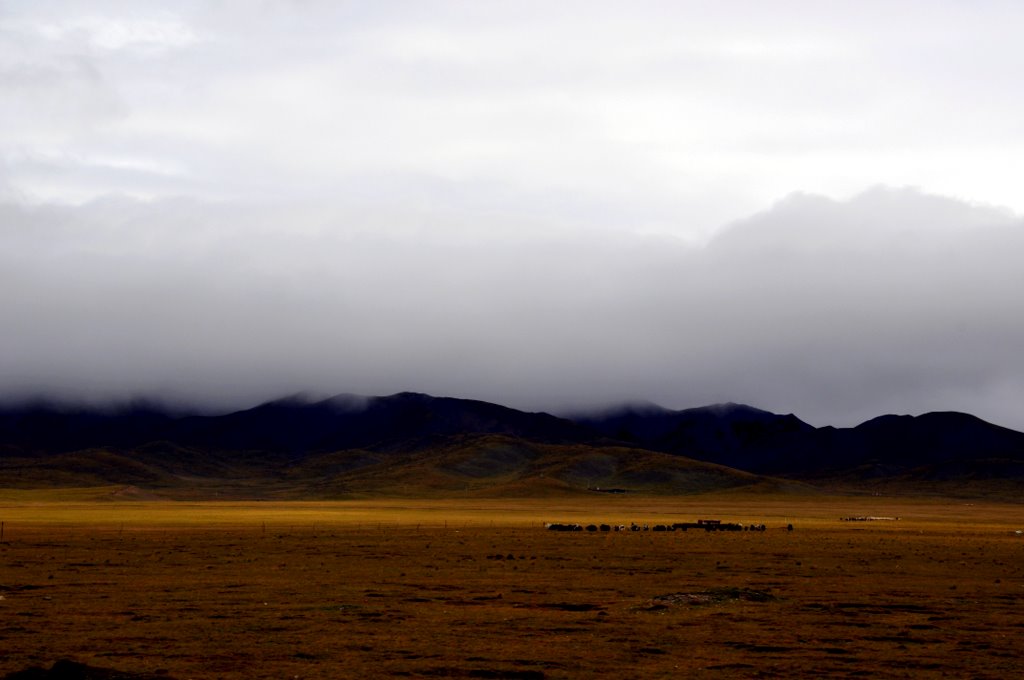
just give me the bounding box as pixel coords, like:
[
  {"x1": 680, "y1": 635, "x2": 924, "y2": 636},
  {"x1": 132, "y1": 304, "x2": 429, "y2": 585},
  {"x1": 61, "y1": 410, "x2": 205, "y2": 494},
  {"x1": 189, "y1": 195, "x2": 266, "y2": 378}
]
[{"x1": 546, "y1": 523, "x2": 583, "y2": 532}]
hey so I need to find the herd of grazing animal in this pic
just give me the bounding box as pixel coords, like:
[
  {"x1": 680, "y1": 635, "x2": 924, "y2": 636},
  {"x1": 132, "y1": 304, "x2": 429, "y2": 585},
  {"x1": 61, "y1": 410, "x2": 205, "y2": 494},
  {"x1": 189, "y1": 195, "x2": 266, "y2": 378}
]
[{"x1": 544, "y1": 520, "x2": 774, "y2": 533}]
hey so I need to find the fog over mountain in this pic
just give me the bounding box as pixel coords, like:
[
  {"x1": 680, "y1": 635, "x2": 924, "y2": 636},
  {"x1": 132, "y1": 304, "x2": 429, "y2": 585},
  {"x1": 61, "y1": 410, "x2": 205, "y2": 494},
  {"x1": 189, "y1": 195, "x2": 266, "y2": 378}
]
[
  {"x1": 3, "y1": 3, "x2": 1024, "y2": 430},
  {"x1": 3, "y1": 187, "x2": 1022, "y2": 430}
]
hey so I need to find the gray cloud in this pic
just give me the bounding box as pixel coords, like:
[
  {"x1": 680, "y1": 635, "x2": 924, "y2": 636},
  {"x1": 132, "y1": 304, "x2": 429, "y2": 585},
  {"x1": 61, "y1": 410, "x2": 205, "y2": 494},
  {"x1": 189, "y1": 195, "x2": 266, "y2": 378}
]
[
  {"x1": 3, "y1": 4, "x2": 1024, "y2": 430},
  {"x1": 2, "y1": 187, "x2": 1023, "y2": 430}
]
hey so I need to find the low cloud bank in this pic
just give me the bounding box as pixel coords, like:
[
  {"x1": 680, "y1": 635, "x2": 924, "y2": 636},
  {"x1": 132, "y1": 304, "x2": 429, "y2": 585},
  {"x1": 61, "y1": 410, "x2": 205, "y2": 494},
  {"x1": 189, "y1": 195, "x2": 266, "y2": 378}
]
[{"x1": 2, "y1": 186, "x2": 1022, "y2": 429}]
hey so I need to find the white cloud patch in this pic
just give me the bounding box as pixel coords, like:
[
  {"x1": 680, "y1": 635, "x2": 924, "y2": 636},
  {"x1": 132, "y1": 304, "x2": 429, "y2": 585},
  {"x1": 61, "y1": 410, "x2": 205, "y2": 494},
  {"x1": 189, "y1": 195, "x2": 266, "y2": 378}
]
[
  {"x1": 1, "y1": 2, "x2": 1023, "y2": 229},
  {"x1": 31, "y1": 14, "x2": 198, "y2": 52}
]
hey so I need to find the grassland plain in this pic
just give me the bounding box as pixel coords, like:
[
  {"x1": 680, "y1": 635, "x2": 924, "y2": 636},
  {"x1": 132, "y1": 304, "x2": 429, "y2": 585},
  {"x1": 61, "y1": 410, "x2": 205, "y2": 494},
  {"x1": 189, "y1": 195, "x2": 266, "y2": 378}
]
[{"x1": 1, "y1": 492, "x2": 1023, "y2": 679}]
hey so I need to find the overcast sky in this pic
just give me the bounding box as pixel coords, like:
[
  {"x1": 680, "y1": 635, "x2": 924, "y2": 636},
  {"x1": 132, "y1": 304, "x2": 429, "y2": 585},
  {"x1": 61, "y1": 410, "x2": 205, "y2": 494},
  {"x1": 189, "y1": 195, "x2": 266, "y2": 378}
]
[{"x1": 3, "y1": 1, "x2": 1024, "y2": 429}]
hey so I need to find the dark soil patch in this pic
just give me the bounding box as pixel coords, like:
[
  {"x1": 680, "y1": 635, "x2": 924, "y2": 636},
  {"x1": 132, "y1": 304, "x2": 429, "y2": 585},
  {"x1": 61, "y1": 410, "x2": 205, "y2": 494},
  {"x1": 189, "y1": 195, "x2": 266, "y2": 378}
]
[
  {"x1": 643, "y1": 587, "x2": 777, "y2": 609},
  {"x1": 2, "y1": 659, "x2": 174, "y2": 680}
]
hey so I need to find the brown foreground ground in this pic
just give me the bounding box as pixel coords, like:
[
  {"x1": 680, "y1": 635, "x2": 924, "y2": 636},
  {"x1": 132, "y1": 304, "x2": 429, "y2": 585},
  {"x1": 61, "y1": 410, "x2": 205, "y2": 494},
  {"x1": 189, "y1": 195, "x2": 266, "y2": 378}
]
[{"x1": 1, "y1": 492, "x2": 1023, "y2": 678}]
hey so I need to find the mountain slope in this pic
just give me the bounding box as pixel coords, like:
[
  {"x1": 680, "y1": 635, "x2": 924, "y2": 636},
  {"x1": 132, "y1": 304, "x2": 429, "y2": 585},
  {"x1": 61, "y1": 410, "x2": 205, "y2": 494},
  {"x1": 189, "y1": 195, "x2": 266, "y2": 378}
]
[
  {"x1": 574, "y1": 402, "x2": 816, "y2": 472},
  {"x1": 282, "y1": 434, "x2": 775, "y2": 498},
  {"x1": 803, "y1": 412, "x2": 1024, "y2": 483},
  {"x1": 578, "y1": 402, "x2": 1024, "y2": 485}
]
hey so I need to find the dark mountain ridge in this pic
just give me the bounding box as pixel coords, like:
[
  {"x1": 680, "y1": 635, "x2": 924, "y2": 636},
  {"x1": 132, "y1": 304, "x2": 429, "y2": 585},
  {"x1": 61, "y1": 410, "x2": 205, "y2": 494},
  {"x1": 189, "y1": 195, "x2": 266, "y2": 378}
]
[
  {"x1": 2, "y1": 392, "x2": 1024, "y2": 495},
  {"x1": 578, "y1": 402, "x2": 1024, "y2": 478},
  {"x1": 0, "y1": 392, "x2": 599, "y2": 457}
]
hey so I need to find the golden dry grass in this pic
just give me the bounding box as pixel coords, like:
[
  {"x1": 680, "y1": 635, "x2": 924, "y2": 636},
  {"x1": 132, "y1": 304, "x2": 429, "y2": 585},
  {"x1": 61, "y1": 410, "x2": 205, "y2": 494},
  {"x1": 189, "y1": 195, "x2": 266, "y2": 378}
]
[
  {"x1": 1, "y1": 492, "x2": 1023, "y2": 678},
  {"x1": 1, "y1": 488, "x2": 1019, "y2": 529}
]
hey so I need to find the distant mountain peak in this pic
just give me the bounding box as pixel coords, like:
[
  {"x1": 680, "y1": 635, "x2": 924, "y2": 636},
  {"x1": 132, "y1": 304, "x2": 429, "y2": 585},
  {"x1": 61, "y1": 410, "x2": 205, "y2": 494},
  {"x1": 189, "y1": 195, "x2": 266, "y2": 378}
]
[
  {"x1": 259, "y1": 392, "x2": 325, "y2": 408},
  {"x1": 379, "y1": 391, "x2": 440, "y2": 403},
  {"x1": 855, "y1": 410, "x2": 990, "y2": 429},
  {"x1": 687, "y1": 402, "x2": 769, "y2": 416}
]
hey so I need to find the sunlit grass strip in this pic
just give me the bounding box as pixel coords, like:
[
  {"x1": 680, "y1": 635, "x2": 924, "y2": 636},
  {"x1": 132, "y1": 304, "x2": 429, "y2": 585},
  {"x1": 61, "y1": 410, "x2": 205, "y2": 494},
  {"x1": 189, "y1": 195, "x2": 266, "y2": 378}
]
[{"x1": 0, "y1": 489, "x2": 1021, "y2": 531}]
